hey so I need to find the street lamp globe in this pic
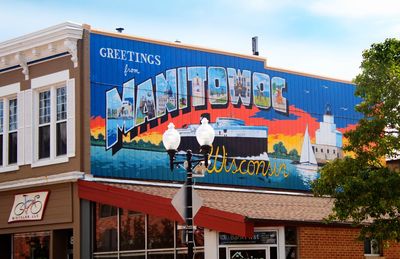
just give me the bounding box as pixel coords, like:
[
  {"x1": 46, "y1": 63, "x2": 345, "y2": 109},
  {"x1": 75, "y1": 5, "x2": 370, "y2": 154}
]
[
  {"x1": 195, "y1": 117, "x2": 215, "y2": 147},
  {"x1": 162, "y1": 118, "x2": 214, "y2": 259},
  {"x1": 162, "y1": 123, "x2": 181, "y2": 151},
  {"x1": 195, "y1": 117, "x2": 215, "y2": 164}
]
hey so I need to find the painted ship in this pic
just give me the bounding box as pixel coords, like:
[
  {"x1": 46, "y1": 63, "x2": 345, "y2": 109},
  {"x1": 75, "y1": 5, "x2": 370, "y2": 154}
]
[{"x1": 176, "y1": 117, "x2": 268, "y2": 157}]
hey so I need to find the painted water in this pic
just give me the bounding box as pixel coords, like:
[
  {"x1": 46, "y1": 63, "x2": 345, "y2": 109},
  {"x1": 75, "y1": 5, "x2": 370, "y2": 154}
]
[{"x1": 91, "y1": 146, "x2": 318, "y2": 191}]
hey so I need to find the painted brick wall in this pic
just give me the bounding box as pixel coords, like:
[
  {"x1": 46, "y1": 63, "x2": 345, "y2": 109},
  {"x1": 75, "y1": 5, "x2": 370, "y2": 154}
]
[{"x1": 298, "y1": 226, "x2": 364, "y2": 259}]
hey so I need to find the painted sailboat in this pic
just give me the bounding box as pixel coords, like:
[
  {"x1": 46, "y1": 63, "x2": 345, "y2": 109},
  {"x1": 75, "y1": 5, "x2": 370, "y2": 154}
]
[{"x1": 296, "y1": 125, "x2": 318, "y2": 173}]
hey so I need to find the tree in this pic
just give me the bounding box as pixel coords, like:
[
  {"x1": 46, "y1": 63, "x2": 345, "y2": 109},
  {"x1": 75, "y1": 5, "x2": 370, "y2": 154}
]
[
  {"x1": 98, "y1": 133, "x2": 105, "y2": 141},
  {"x1": 288, "y1": 149, "x2": 299, "y2": 160},
  {"x1": 273, "y1": 142, "x2": 287, "y2": 156},
  {"x1": 312, "y1": 38, "x2": 400, "y2": 242}
]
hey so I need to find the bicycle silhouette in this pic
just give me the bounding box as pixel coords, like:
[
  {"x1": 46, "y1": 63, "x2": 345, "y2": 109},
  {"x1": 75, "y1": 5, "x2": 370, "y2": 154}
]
[{"x1": 14, "y1": 194, "x2": 43, "y2": 216}]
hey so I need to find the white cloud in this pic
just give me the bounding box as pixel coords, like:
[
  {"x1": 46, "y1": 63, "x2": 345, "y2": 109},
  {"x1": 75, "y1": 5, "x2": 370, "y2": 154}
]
[{"x1": 309, "y1": 0, "x2": 400, "y2": 19}]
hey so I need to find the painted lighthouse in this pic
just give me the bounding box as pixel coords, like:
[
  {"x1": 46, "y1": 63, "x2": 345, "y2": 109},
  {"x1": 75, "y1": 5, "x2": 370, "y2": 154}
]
[{"x1": 312, "y1": 104, "x2": 343, "y2": 164}]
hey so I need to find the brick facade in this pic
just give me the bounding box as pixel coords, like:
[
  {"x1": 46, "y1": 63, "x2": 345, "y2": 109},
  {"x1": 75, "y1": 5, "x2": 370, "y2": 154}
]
[
  {"x1": 298, "y1": 226, "x2": 364, "y2": 259},
  {"x1": 298, "y1": 226, "x2": 400, "y2": 259},
  {"x1": 383, "y1": 241, "x2": 400, "y2": 259}
]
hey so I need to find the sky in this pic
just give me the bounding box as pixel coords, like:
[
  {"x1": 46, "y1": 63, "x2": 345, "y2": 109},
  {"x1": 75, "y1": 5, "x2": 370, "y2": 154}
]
[{"x1": 1, "y1": 0, "x2": 399, "y2": 81}]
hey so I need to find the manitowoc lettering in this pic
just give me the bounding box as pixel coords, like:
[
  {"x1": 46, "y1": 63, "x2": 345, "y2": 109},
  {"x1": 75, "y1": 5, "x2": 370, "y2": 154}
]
[{"x1": 105, "y1": 66, "x2": 288, "y2": 149}]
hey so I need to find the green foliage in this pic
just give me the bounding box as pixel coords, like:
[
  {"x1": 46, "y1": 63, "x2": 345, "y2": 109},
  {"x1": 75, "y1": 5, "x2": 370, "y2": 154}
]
[
  {"x1": 312, "y1": 38, "x2": 400, "y2": 242},
  {"x1": 288, "y1": 149, "x2": 299, "y2": 160},
  {"x1": 98, "y1": 133, "x2": 105, "y2": 141},
  {"x1": 272, "y1": 142, "x2": 288, "y2": 157}
]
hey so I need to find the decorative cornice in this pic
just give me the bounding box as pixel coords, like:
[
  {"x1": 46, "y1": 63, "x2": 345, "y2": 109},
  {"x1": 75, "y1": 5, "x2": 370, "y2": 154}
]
[
  {"x1": 64, "y1": 39, "x2": 78, "y2": 68},
  {"x1": 0, "y1": 56, "x2": 8, "y2": 66},
  {"x1": 32, "y1": 48, "x2": 41, "y2": 57},
  {"x1": 48, "y1": 43, "x2": 57, "y2": 53},
  {"x1": 15, "y1": 53, "x2": 29, "y2": 80},
  {"x1": 0, "y1": 22, "x2": 83, "y2": 76}
]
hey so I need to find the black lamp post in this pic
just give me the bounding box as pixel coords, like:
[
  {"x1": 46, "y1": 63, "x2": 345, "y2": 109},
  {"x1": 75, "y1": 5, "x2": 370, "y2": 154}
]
[{"x1": 162, "y1": 118, "x2": 215, "y2": 259}]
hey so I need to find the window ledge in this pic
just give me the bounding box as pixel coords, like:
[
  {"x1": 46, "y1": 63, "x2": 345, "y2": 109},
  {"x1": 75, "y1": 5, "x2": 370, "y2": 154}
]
[
  {"x1": 31, "y1": 156, "x2": 69, "y2": 168},
  {"x1": 0, "y1": 165, "x2": 19, "y2": 173}
]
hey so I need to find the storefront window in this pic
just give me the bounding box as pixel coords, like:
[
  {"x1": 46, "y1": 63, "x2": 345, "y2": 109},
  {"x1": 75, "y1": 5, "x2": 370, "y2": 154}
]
[
  {"x1": 100, "y1": 204, "x2": 118, "y2": 217},
  {"x1": 120, "y1": 210, "x2": 145, "y2": 251},
  {"x1": 120, "y1": 253, "x2": 145, "y2": 258},
  {"x1": 177, "y1": 225, "x2": 204, "y2": 248},
  {"x1": 147, "y1": 215, "x2": 174, "y2": 249},
  {"x1": 176, "y1": 225, "x2": 186, "y2": 248},
  {"x1": 270, "y1": 247, "x2": 278, "y2": 259},
  {"x1": 93, "y1": 203, "x2": 204, "y2": 258},
  {"x1": 147, "y1": 252, "x2": 175, "y2": 259},
  {"x1": 176, "y1": 252, "x2": 204, "y2": 259},
  {"x1": 13, "y1": 231, "x2": 50, "y2": 259},
  {"x1": 285, "y1": 227, "x2": 297, "y2": 259},
  {"x1": 219, "y1": 248, "x2": 227, "y2": 259},
  {"x1": 95, "y1": 204, "x2": 118, "y2": 252},
  {"x1": 194, "y1": 227, "x2": 205, "y2": 247}
]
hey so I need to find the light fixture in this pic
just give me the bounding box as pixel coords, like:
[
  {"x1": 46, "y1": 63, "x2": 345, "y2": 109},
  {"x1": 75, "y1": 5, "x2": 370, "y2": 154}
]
[
  {"x1": 162, "y1": 118, "x2": 215, "y2": 259},
  {"x1": 162, "y1": 123, "x2": 181, "y2": 150},
  {"x1": 162, "y1": 123, "x2": 181, "y2": 171},
  {"x1": 195, "y1": 118, "x2": 215, "y2": 147},
  {"x1": 195, "y1": 118, "x2": 215, "y2": 166}
]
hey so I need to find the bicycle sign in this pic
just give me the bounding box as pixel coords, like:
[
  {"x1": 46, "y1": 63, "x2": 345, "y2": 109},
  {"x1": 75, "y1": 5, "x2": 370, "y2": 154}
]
[{"x1": 8, "y1": 191, "x2": 49, "y2": 222}]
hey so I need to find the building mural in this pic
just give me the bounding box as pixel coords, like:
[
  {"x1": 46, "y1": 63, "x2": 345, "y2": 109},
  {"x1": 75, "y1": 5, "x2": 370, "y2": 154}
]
[{"x1": 90, "y1": 32, "x2": 362, "y2": 191}]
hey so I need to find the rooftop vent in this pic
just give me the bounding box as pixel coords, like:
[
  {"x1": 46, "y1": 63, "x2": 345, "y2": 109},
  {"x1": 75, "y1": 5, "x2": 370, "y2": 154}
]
[{"x1": 252, "y1": 36, "x2": 259, "y2": 56}]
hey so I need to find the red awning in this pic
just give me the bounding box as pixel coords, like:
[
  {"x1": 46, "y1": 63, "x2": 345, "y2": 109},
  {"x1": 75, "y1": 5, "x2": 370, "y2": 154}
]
[{"x1": 78, "y1": 180, "x2": 254, "y2": 237}]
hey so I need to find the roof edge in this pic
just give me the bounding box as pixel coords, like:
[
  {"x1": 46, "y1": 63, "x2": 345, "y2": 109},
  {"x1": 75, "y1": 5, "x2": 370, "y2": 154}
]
[
  {"x1": 90, "y1": 27, "x2": 353, "y2": 84},
  {"x1": 90, "y1": 28, "x2": 267, "y2": 64},
  {"x1": 0, "y1": 22, "x2": 83, "y2": 57},
  {"x1": 267, "y1": 66, "x2": 354, "y2": 84},
  {"x1": 85, "y1": 175, "x2": 314, "y2": 197},
  {"x1": 78, "y1": 180, "x2": 254, "y2": 237}
]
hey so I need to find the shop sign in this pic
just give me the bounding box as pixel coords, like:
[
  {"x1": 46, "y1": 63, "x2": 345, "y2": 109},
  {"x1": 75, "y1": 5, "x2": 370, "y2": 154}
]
[
  {"x1": 8, "y1": 191, "x2": 49, "y2": 223},
  {"x1": 219, "y1": 231, "x2": 277, "y2": 245}
]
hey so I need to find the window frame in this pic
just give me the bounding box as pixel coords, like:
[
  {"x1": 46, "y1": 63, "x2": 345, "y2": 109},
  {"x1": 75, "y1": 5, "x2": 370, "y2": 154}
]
[
  {"x1": 0, "y1": 89, "x2": 20, "y2": 173},
  {"x1": 29, "y1": 69, "x2": 75, "y2": 168},
  {"x1": 7, "y1": 98, "x2": 18, "y2": 165},
  {"x1": 33, "y1": 83, "x2": 69, "y2": 166},
  {"x1": 55, "y1": 86, "x2": 67, "y2": 156},
  {"x1": 0, "y1": 94, "x2": 19, "y2": 172},
  {"x1": 364, "y1": 238, "x2": 382, "y2": 257},
  {"x1": 38, "y1": 89, "x2": 51, "y2": 159},
  {"x1": 93, "y1": 203, "x2": 205, "y2": 258},
  {"x1": 217, "y1": 227, "x2": 285, "y2": 259},
  {"x1": 284, "y1": 226, "x2": 297, "y2": 259}
]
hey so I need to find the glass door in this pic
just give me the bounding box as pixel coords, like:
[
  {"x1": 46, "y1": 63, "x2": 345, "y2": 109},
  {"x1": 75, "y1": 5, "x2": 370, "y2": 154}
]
[{"x1": 219, "y1": 230, "x2": 279, "y2": 259}]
